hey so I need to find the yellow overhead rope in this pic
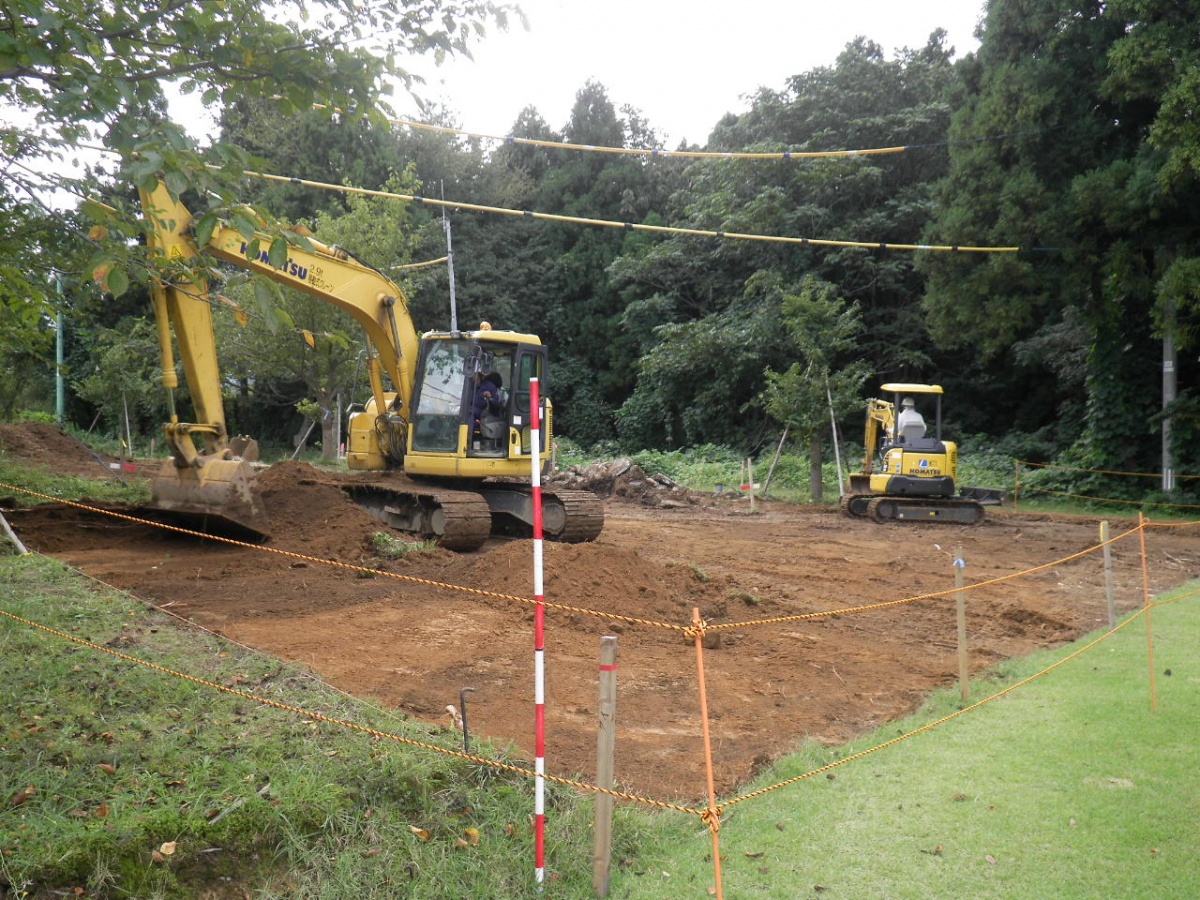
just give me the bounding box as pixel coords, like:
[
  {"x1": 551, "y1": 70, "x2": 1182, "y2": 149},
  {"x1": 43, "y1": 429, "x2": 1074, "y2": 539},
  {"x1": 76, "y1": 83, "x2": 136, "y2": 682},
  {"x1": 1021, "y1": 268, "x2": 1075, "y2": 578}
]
[
  {"x1": 229, "y1": 165, "x2": 1020, "y2": 254},
  {"x1": 367, "y1": 110, "x2": 909, "y2": 161}
]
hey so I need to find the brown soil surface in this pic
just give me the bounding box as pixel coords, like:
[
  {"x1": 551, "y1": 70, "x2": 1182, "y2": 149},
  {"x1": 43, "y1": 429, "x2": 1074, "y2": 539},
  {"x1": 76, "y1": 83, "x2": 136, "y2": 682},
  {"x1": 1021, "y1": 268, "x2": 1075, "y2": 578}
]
[{"x1": 4, "y1": 422, "x2": 1199, "y2": 803}]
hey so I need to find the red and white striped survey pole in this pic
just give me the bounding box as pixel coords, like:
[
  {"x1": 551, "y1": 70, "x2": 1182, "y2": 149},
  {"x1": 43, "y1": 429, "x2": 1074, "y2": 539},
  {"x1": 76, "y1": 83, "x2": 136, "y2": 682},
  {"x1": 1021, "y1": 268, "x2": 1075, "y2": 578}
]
[{"x1": 529, "y1": 377, "x2": 547, "y2": 887}]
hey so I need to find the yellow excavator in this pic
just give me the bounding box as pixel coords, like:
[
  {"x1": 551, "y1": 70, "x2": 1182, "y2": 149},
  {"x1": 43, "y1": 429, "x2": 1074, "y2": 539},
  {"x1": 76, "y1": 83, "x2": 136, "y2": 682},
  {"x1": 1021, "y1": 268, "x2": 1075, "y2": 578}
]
[
  {"x1": 138, "y1": 179, "x2": 603, "y2": 550},
  {"x1": 840, "y1": 383, "x2": 1003, "y2": 524}
]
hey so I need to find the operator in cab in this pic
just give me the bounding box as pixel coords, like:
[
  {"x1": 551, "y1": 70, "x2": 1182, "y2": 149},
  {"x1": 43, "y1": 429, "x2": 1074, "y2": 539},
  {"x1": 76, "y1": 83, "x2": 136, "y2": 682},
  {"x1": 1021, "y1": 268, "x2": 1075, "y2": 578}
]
[{"x1": 897, "y1": 397, "x2": 926, "y2": 439}]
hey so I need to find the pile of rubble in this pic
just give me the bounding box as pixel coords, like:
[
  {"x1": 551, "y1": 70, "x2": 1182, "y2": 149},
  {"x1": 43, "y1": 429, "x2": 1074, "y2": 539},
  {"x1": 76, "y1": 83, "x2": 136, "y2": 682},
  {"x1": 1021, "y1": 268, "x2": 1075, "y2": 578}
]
[{"x1": 548, "y1": 457, "x2": 692, "y2": 507}]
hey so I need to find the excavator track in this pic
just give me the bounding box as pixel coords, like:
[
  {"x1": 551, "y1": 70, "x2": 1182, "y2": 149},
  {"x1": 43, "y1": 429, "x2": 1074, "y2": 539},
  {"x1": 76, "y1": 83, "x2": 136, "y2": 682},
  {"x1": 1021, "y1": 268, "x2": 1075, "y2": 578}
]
[
  {"x1": 534, "y1": 487, "x2": 606, "y2": 543},
  {"x1": 840, "y1": 493, "x2": 873, "y2": 518},
  {"x1": 865, "y1": 495, "x2": 985, "y2": 525},
  {"x1": 338, "y1": 477, "x2": 605, "y2": 550},
  {"x1": 475, "y1": 484, "x2": 606, "y2": 543},
  {"x1": 341, "y1": 481, "x2": 494, "y2": 551}
]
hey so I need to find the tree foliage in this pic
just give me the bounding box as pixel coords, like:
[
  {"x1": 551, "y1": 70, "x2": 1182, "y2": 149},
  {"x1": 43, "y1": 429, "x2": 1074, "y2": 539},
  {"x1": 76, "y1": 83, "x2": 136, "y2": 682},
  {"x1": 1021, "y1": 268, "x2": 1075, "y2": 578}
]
[
  {"x1": 0, "y1": 0, "x2": 515, "y2": 348},
  {"x1": 923, "y1": 0, "x2": 1200, "y2": 479}
]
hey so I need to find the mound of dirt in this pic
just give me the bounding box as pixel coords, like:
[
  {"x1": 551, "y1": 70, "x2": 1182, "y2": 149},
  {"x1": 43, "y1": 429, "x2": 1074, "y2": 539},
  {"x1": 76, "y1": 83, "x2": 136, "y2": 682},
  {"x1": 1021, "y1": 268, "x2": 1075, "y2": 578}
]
[{"x1": 0, "y1": 422, "x2": 128, "y2": 479}]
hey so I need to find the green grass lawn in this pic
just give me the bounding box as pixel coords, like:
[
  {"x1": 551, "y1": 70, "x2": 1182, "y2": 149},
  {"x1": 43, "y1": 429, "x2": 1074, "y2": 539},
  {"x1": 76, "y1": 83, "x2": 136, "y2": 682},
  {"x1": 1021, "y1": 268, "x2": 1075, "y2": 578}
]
[{"x1": 618, "y1": 588, "x2": 1200, "y2": 899}]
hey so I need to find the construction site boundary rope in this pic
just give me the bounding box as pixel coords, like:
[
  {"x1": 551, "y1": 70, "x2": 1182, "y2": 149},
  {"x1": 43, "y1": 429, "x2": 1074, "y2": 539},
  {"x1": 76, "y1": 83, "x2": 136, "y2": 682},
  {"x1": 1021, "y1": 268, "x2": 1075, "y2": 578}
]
[{"x1": 3, "y1": 484, "x2": 1198, "y2": 897}]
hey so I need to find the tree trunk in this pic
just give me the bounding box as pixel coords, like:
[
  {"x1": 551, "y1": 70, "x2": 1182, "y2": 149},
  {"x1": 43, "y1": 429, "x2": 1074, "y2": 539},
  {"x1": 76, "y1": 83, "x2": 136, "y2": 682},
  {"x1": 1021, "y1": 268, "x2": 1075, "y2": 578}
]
[
  {"x1": 809, "y1": 434, "x2": 823, "y2": 502},
  {"x1": 321, "y1": 416, "x2": 338, "y2": 462}
]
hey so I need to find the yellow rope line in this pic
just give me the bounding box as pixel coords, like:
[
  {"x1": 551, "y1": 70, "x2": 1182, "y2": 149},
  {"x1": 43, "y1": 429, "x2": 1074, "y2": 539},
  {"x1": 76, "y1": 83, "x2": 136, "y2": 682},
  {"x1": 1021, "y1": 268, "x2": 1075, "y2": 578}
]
[
  {"x1": 0, "y1": 603, "x2": 701, "y2": 817},
  {"x1": 1148, "y1": 585, "x2": 1200, "y2": 606},
  {"x1": 1019, "y1": 485, "x2": 1200, "y2": 510},
  {"x1": 389, "y1": 255, "x2": 448, "y2": 270},
  {"x1": 1017, "y1": 460, "x2": 1200, "y2": 480},
  {"x1": 704, "y1": 523, "x2": 1144, "y2": 632},
  {"x1": 0, "y1": 483, "x2": 690, "y2": 633},
  {"x1": 5, "y1": 485, "x2": 1192, "y2": 822},
  {"x1": 222, "y1": 165, "x2": 1020, "y2": 255},
  {"x1": 722, "y1": 602, "x2": 1159, "y2": 811},
  {"x1": 380, "y1": 111, "x2": 908, "y2": 161},
  {"x1": 1, "y1": 481, "x2": 1150, "y2": 637},
  {"x1": 1143, "y1": 518, "x2": 1200, "y2": 530}
]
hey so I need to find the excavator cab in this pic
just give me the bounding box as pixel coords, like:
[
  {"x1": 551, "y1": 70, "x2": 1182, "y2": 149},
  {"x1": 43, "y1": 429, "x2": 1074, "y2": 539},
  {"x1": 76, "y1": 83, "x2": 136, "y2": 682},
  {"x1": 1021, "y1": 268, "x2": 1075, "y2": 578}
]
[
  {"x1": 346, "y1": 328, "x2": 549, "y2": 478},
  {"x1": 406, "y1": 332, "x2": 547, "y2": 468}
]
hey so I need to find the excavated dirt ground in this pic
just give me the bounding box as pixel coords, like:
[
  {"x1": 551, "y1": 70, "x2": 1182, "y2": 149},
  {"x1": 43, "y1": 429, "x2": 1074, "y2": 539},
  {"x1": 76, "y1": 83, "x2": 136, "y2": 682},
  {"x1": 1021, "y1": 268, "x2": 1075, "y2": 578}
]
[{"x1": 4, "y1": 422, "x2": 1199, "y2": 803}]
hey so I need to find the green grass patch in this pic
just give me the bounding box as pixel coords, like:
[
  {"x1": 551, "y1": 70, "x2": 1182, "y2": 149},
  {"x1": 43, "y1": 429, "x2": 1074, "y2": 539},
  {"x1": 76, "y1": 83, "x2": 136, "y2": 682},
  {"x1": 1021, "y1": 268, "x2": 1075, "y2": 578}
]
[
  {"x1": 0, "y1": 452, "x2": 149, "y2": 509},
  {"x1": 370, "y1": 531, "x2": 439, "y2": 559},
  {"x1": 3, "y1": 450, "x2": 1197, "y2": 897},
  {"x1": 0, "y1": 555, "x2": 640, "y2": 898},
  {"x1": 616, "y1": 591, "x2": 1200, "y2": 899},
  {"x1": 4, "y1": 554, "x2": 1196, "y2": 898}
]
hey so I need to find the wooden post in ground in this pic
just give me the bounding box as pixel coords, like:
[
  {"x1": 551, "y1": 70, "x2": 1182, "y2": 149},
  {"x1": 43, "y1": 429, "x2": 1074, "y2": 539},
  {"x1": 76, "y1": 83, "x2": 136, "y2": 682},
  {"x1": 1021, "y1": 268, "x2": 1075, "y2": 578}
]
[
  {"x1": 1137, "y1": 513, "x2": 1157, "y2": 712},
  {"x1": 593, "y1": 635, "x2": 618, "y2": 897},
  {"x1": 0, "y1": 511, "x2": 29, "y2": 555},
  {"x1": 761, "y1": 427, "x2": 788, "y2": 498},
  {"x1": 1101, "y1": 521, "x2": 1116, "y2": 629}
]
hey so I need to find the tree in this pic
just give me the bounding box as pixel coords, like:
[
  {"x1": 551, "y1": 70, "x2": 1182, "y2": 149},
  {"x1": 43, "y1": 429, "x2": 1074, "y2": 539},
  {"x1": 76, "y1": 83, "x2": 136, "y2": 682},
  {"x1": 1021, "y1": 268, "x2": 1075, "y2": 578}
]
[
  {"x1": 497, "y1": 80, "x2": 672, "y2": 444},
  {"x1": 218, "y1": 99, "x2": 408, "y2": 221},
  {"x1": 922, "y1": 0, "x2": 1200, "y2": 482},
  {"x1": 615, "y1": 276, "x2": 794, "y2": 450},
  {"x1": 612, "y1": 33, "x2": 963, "y2": 451},
  {"x1": 761, "y1": 275, "x2": 871, "y2": 499},
  {"x1": 71, "y1": 318, "x2": 169, "y2": 439},
  {"x1": 0, "y1": 0, "x2": 516, "y2": 382}
]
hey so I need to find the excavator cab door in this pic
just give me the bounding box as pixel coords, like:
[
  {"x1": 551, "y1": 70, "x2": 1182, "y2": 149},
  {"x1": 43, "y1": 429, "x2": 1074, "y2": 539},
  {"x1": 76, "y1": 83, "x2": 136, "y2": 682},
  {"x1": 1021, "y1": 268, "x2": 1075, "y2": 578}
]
[{"x1": 508, "y1": 345, "x2": 548, "y2": 456}]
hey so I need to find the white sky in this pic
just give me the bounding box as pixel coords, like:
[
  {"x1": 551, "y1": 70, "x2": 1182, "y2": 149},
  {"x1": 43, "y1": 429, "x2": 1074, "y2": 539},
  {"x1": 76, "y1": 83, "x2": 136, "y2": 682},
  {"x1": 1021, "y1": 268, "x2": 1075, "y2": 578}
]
[
  {"x1": 1, "y1": 0, "x2": 986, "y2": 199},
  {"x1": 399, "y1": 0, "x2": 987, "y2": 146}
]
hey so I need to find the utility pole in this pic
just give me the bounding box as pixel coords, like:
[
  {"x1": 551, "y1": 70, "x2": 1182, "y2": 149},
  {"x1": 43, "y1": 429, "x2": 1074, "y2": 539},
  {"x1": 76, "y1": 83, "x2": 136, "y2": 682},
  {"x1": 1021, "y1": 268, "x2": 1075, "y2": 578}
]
[
  {"x1": 1163, "y1": 300, "x2": 1177, "y2": 494},
  {"x1": 54, "y1": 273, "x2": 65, "y2": 424}
]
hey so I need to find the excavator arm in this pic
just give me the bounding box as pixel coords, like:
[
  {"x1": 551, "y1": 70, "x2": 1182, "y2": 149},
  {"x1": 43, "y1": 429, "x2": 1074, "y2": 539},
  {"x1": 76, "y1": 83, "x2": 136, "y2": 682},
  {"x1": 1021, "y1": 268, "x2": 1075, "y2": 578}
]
[
  {"x1": 138, "y1": 180, "x2": 427, "y2": 537},
  {"x1": 139, "y1": 181, "x2": 419, "y2": 427},
  {"x1": 860, "y1": 398, "x2": 895, "y2": 476}
]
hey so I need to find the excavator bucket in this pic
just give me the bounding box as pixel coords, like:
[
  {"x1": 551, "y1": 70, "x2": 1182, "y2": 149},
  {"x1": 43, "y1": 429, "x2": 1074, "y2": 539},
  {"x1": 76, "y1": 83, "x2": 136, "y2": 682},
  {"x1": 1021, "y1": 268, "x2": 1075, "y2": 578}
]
[{"x1": 149, "y1": 458, "x2": 271, "y2": 540}]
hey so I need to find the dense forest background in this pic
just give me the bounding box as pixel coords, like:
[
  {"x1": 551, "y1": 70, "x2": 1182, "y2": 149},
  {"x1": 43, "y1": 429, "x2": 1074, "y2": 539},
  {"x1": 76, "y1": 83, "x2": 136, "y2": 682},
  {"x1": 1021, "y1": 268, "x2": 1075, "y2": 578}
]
[{"x1": 3, "y1": 0, "x2": 1199, "y2": 500}]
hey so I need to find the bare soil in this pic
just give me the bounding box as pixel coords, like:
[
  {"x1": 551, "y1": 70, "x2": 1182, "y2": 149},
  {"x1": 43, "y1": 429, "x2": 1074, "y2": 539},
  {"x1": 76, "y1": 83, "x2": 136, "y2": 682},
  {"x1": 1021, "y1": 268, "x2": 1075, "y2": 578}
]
[{"x1": 4, "y1": 422, "x2": 1198, "y2": 802}]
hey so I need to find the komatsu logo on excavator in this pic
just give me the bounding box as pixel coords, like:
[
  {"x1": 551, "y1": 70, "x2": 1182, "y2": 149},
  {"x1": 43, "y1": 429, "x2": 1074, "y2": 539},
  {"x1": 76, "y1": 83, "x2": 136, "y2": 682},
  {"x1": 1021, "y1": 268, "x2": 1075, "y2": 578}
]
[{"x1": 239, "y1": 242, "x2": 309, "y2": 281}]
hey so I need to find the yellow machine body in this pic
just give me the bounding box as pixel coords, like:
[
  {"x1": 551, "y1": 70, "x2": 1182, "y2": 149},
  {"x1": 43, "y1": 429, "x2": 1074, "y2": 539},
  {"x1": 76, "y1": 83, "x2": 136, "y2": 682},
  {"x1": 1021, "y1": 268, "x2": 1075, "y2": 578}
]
[{"x1": 138, "y1": 180, "x2": 599, "y2": 547}]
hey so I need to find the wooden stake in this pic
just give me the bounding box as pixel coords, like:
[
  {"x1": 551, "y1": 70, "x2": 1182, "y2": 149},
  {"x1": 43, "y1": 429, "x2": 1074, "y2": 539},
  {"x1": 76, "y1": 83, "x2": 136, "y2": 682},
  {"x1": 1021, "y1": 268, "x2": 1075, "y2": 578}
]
[
  {"x1": 0, "y1": 511, "x2": 29, "y2": 555},
  {"x1": 1137, "y1": 513, "x2": 1157, "y2": 712},
  {"x1": 1100, "y1": 521, "x2": 1116, "y2": 629},
  {"x1": 692, "y1": 608, "x2": 725, "y2": 900},
  {"x1": 761, "y1": 427, "x2": 788, "y2": 497},
  {"x1": 592, "y1": 636, "x2": 618, "y2": 897}
]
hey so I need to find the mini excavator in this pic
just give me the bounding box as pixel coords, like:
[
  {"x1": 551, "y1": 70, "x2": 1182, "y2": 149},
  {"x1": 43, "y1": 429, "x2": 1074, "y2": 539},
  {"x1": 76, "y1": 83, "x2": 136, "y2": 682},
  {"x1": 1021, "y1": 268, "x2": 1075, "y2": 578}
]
[
  {"x1": 138, "y1": 179, "x2": 603, "y2": 550},
  {"x1": 840, "y1": 383, "x2": 1004, "y2": 524}
]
